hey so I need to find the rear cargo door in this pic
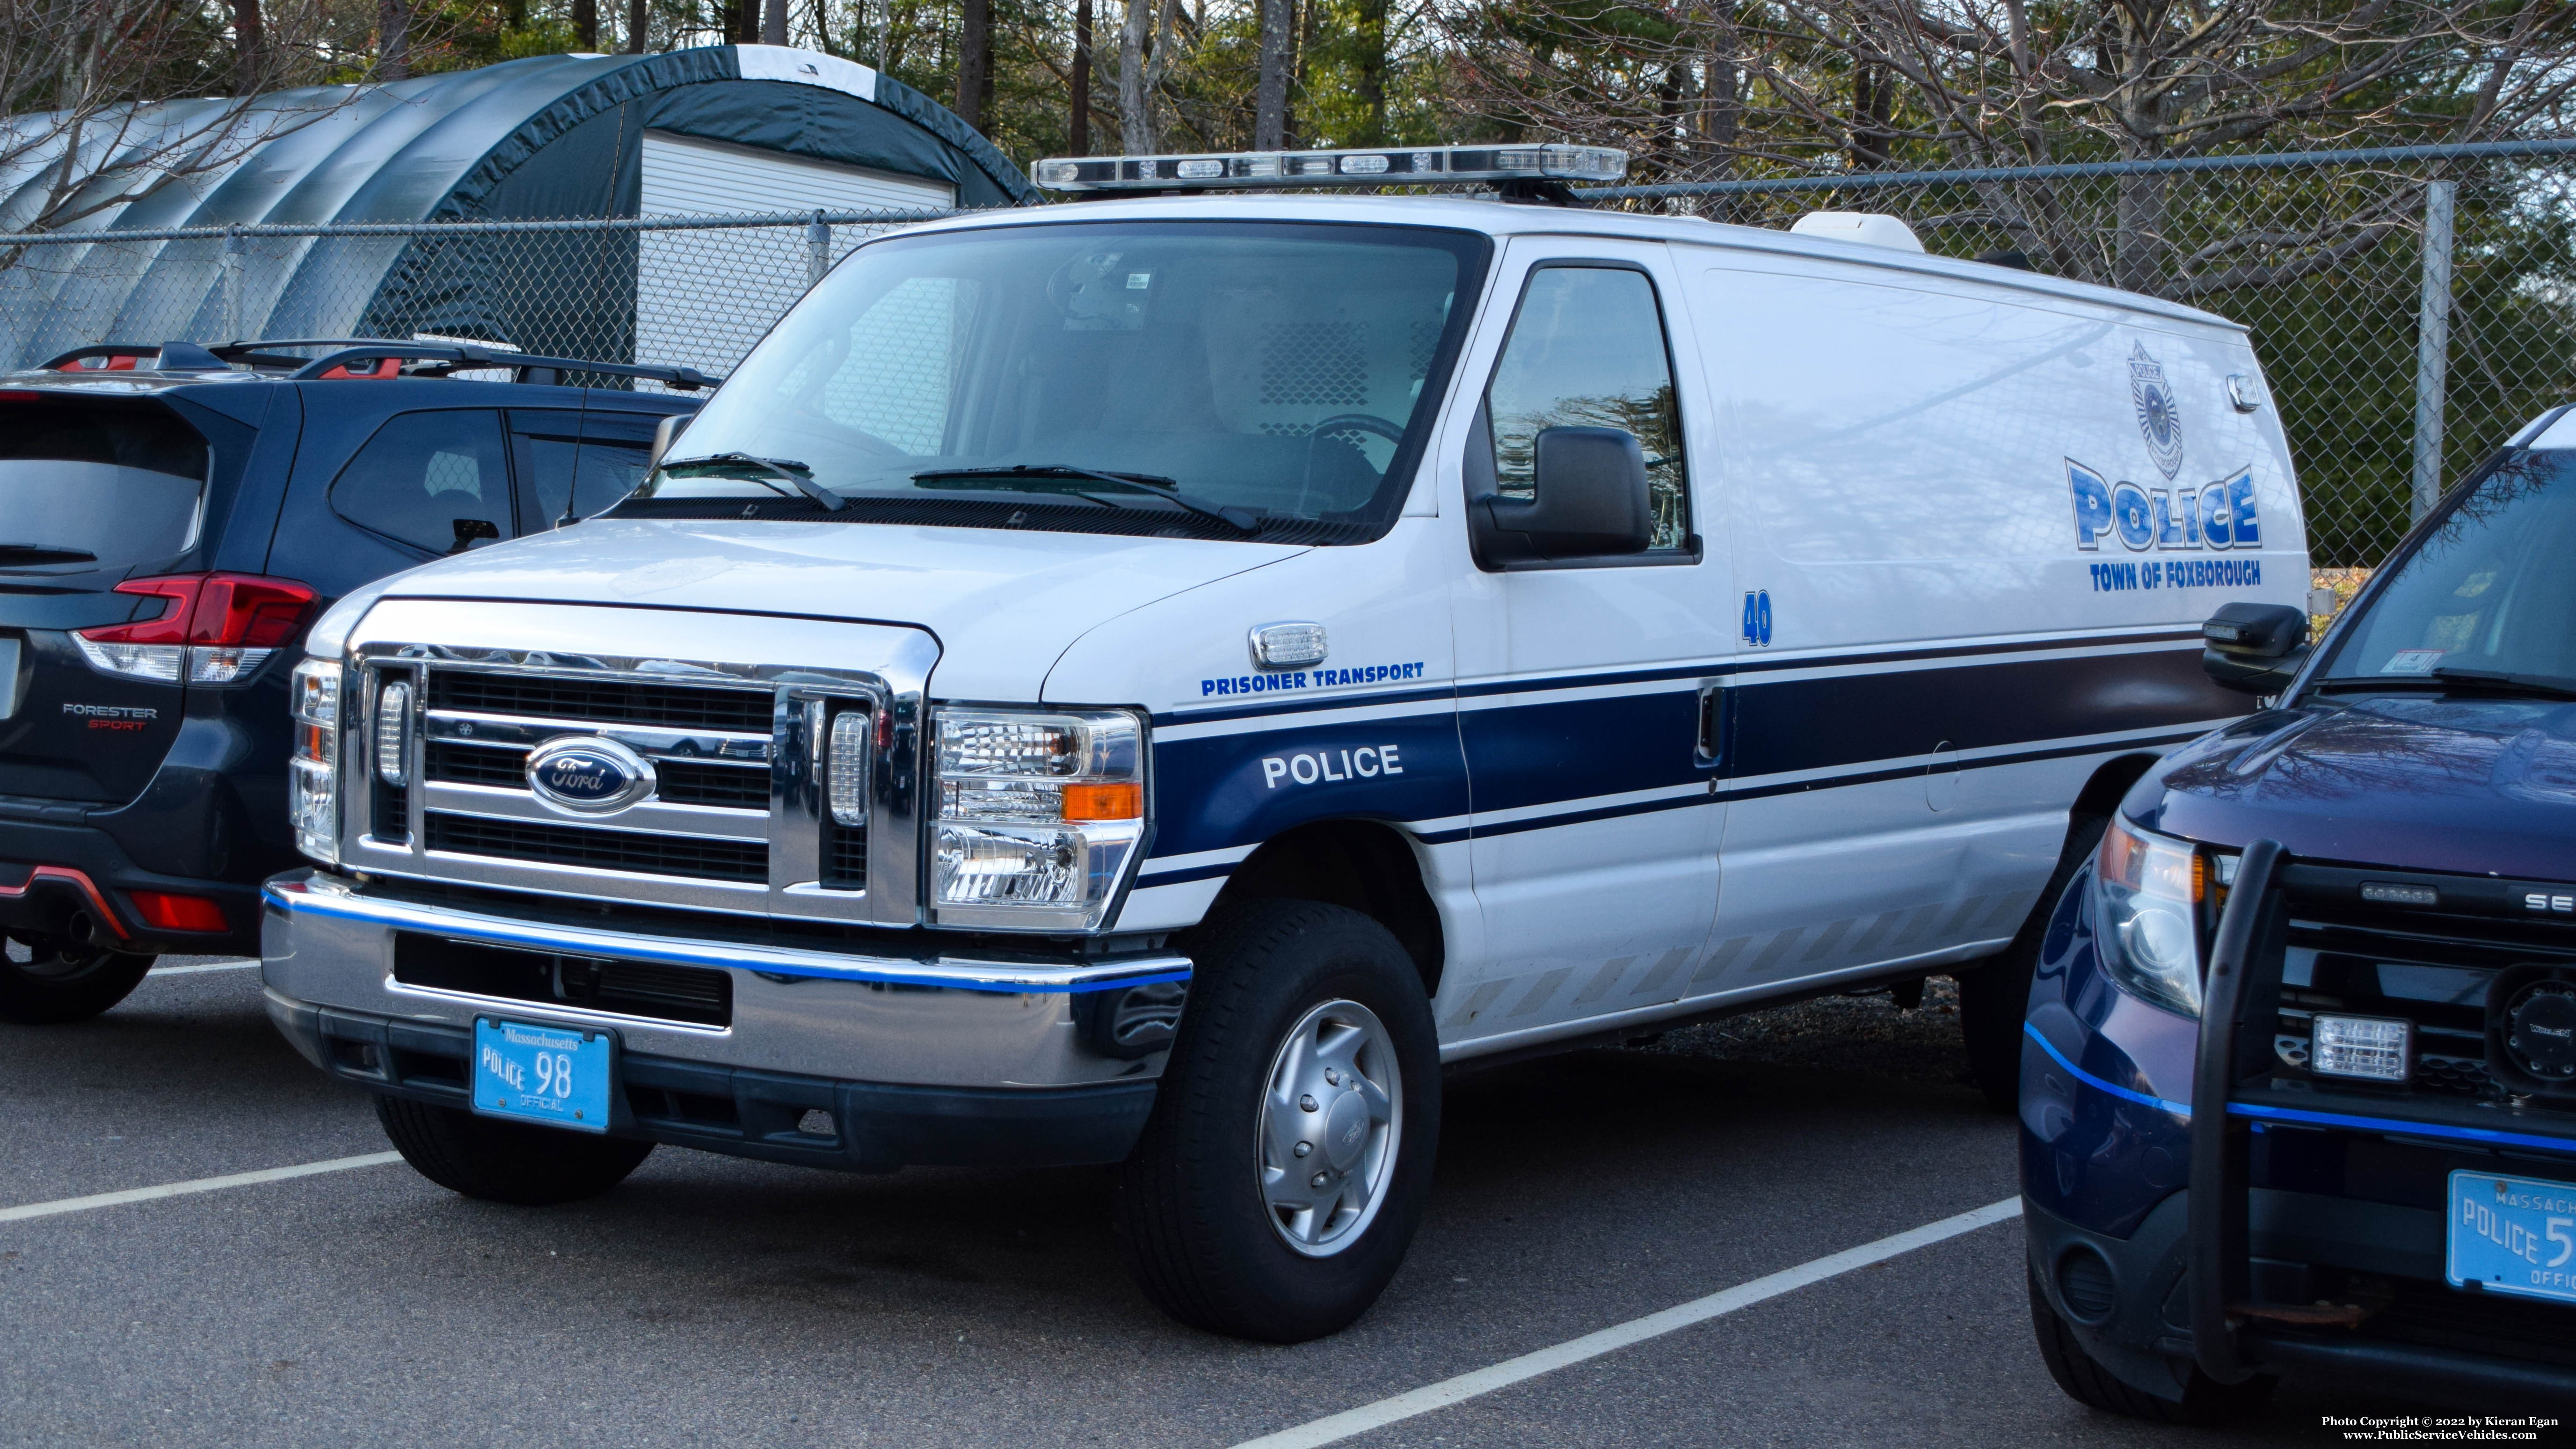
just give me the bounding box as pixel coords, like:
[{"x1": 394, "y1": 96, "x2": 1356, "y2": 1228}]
[{"x1": 0, "y1": 394, "x2": 211, "y2": 803}]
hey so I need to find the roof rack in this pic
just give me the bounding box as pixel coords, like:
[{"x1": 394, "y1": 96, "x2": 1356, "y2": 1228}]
[
  {"x1": 38, "y1": 339, "x2": 720, "y2": 391},
  {"x1": 1030, "y1": 143, "x2": 1626, "y2": 202}
]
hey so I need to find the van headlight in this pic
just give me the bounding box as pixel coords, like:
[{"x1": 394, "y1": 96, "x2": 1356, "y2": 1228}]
[
  {"x1": 289, "y1": 658, "x2": 343, "y2": 866},
  {"x1": 2092, "y1": 818, "x2": 2211, "y2": 1017},
  {"x1": 929, "y1": 706, "x2": 1145, "y2": 930}
]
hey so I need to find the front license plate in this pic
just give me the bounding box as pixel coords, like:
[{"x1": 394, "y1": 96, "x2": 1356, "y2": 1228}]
[
  {"x1": 473, "y1": 1019, "x2": 613, "y2": 1134},
  {"x1": 2447, "y1": 1169, "x2": 2576, "y2": 1304}
]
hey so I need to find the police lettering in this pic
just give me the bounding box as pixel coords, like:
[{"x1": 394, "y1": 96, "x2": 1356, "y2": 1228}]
[
  {"x1": 1261, "y1": 745, "x2": 1404, "y2": 788},
  {"x1": 1202, "y1": 662, "x2": 1426, "y2": 697},
  {"x1": 2068, "y1": 459, "x2": 2261, "y2": 553}
]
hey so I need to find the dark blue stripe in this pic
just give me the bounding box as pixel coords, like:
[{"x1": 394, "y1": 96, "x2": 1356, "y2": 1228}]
[
  {"x1": 1153, "y1": 684, "x2": 1455, "y2": 728},
  {"x1": 2026, "y1": 1021, "x2": 2576, "y2": 1156}
]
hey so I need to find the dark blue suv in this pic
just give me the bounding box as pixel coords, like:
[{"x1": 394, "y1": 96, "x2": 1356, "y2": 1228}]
[
  {"x1": 0, "y1": 340, "x2": 702, "y2": 1023},
  {"x1": 2020, "y1": 406, "x2": 2576, "y2": 1419}
]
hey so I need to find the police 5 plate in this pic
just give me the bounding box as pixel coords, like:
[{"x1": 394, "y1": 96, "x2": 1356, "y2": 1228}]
[
  {"x1": 2446, "y1": 1169, "x2": 2576, "y2": 1304},
  {"x1": 473, "y1": 1019, "x2": 614, "y2": 1133}
]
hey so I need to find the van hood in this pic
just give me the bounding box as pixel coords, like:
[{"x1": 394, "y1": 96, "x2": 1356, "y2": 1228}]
[
  {"x1": 2135, "y1": 694, "x2": 2576, "y2": 882},
  {"x1": 369, "y1": 518, "x2": 1306, "y2": 699}
]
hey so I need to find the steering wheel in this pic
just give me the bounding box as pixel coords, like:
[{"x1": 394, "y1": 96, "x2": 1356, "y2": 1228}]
[{"x1": 1308, "y1": 413, "x2": 1406, "y2": 444}]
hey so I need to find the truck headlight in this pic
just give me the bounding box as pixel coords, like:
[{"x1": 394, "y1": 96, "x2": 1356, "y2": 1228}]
[
  {"x1": 2092, "y1": 818, "x2": 2209, "y2": 1017},
  {"x1": 290, "y1": 658, "x2": 342, "y2": 865},
  {"x1": 929, "y1": 706, "x2": 1144, "y2": 930}
]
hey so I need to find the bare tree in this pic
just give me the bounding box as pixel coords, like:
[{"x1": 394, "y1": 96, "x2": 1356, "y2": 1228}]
[
  {"x1": 1255, "y1": 0, "x2": 1291, "y2": 146},
  {"x1": 1073, "y1": 0, "x2": 1095, "y2": 151},
  {"x1": 1120, "y1": 0, "x2": 1183, "y2": 151},
  {"x1": 958, "y1": 0, "x2": 991, "y2": 126},
  {"x1": 762, "y1": 0, "x2": 788, "y2": 46},
  {"x1": 377, "y1": 0, "x2": 409, "y2": 79},
  {"x1": 0, "y1": 0, "x2": 358, "y2": 239},
  {"x1": 626, "y1": 0, "x2": 648, "y2": 51}
]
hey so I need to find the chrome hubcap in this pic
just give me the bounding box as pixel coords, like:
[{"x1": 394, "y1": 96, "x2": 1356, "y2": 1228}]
[{"x1": 1257, "y1": 998, "x2": 1400, "y2": 1257}]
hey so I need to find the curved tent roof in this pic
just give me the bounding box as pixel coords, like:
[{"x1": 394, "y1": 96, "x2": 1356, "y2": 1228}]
[{"x1": 0, "y1": 46, "x2": 1033, "y2": 369}]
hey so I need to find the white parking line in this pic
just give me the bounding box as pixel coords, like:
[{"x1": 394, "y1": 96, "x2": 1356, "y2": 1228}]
[
  {"x1": 148, "y1": 960, "x2": 260, "y2": 976},
  {"x1": 0, "y1": 1153, "x2": 404, "y2": 1224},
  {"x1": 1230, "y1": 1195, "x2": 2021, "y2": 1449}
]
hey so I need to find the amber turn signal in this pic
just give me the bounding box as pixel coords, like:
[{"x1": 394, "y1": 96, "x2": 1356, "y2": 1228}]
[{"x1": 1059, "y1": 782, "x2": 1143, "y2": 821}]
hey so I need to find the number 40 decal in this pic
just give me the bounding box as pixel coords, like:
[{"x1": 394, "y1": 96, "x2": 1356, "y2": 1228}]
[{"x1": 1741, "y1": 590, "x2": 1773, "y2": 647}]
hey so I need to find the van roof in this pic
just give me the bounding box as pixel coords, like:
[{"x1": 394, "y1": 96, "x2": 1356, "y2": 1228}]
[{"x1": 898, "y1": 193, "x2": 2250, "y2": 335}]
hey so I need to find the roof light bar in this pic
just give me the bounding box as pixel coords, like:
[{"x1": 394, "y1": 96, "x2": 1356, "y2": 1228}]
[{"x1": 1030, "y1": 144, "x2": 1627, "y2": 193}]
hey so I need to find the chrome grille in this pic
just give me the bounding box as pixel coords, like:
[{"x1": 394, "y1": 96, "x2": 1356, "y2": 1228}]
[{"x1": 339, "y1": 600, "x2": 933, "y2": 927}]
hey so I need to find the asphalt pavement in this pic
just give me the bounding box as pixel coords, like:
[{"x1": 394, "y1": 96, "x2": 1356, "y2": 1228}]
[{"x1": 0, "y1": 963, "x2": 2468, "y2": 1447}]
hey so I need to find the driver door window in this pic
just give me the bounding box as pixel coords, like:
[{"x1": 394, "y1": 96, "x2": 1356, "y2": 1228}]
[
  {"x1": 330, "y1": 410, "x2": 513, "y2": 555},
  {"x1": 1485, "y1": 265, "x2": 1689, "y2": 551}
]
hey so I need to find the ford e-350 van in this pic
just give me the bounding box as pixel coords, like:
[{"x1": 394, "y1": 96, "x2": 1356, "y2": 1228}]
[{"x1": 259, "y1": 145, "x2": 2307, "y2": 1341}]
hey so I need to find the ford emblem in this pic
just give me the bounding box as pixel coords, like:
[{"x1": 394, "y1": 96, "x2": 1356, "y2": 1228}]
[{"x1": 525, "y1": 736, "x2": 656, "y2": 814}]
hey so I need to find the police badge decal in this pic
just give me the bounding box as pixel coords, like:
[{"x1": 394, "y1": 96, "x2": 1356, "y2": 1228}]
[{"x1": 2129, "y1": 342, "x2": 2185, "y2": 480}]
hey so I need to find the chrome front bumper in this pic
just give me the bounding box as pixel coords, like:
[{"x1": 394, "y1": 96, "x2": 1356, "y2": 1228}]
[{"x1": 260, "y1": 872, "x2": 1188, "y2": 1091}]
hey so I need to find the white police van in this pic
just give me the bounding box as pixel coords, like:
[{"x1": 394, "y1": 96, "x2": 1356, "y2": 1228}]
[{"x1": 261, "y1": 144, "x2": 2307, "y2": 1341}]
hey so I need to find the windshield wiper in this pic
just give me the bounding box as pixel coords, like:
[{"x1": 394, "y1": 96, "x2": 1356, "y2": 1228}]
[
  {"x1": 0, "y1": 543, "x2": 97, "y2": 568},
  {"x1": 910, "y1": 464, "x2": 1259, "y2": 534},
  {"x1": 2312, "y1": 668, "x2": 2576, "y2": 702},
  {"x1": 2431, "y1": 666, "x2": 2576, "y2": 700},
  {"x1": 661, "y1": 452, "x2": 844, "y2": 512}
]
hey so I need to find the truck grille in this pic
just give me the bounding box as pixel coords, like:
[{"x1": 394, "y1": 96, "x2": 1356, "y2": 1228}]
[
  {"x1": 425, "y1": 671, "x2": 774, "y2": 732},
  {"x1": 422, "y1": 740, "x2": 769, "y2": 809},
  {"x1": 393, "y1": 933, "x2": 732, "y2": 1027},
  {"x1": 425, "y1": 812, "x2": 769, "y2": 882}
]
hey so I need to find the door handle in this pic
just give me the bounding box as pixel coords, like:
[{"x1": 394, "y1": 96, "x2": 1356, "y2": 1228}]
[{"x1": 1695, "y1": 681, "x2": 1725, "y2": 767}]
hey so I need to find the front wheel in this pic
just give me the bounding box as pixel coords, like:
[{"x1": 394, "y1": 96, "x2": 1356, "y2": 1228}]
[
  {"x1": 375, "y1": 1095, "x2": 653, "y2": 1206},
  {"x1": 0, "y1": 936, "x2": 155, "y2": 1025},
  {"x1": 1114, "y1": 900, "x2": 1440, "y2": 1342}
]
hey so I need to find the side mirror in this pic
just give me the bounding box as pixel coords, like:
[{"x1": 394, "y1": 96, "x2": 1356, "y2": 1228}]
[
  {"x1": 2202, "y1": 601, "x2": 2310, "y2": 695},
  {"x1": 647, "y1": 412, "x2": 690, "y2": 473},
  {"x1": 1475, "y1": 425, "x2": 1653, "y2": 565}
]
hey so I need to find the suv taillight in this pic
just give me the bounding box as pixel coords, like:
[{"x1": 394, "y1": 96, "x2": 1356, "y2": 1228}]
[{"x1": 73, "y1": 574, "x2": 318, "y2": 686}]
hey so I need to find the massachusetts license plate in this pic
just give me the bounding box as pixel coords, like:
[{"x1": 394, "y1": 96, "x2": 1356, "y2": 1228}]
[
  {"x1": 2446, "y1": 1169, "x2": 2576, "y2": 1304},
  {"x1": 473, "y1": 1019, "x2": 613, "y2": 1134}
]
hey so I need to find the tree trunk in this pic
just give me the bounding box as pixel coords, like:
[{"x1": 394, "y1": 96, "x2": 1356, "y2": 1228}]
[
  {"x1": 625, "y1": 0, "x2": 646, "y2": 51},
  {"x1": 378, "y1": 0, "x2": 410, "y2": 79},
  {"x1": 575, "y1": 0, "x2": 599, "y2": 49},
  {"x1": 958, "y1": 0, "x2": 990, "y2": 128},
  {"x1": 231, "y1": 0, "x2": 264, "y2": 95},
  {"x1": 1119, "y1": 0, "x2": 1156, "y2": 153},
  {"x1": 1354, "y1": 0, "x2": 1385, "y2": 145},
  {"x1": 1294, "y1": 0, "x2": 1321, "y2": 144},
  {"x1": 2114, "y1": 171, "x2": 2166, "y2": 296},
  {"x1": 761, "y1": 0, "x2": 786, "y2": 46},
  {"x1": 1849, "y1": 60, "x2": 1894, "y2": 168},
  {"x1": 1072, "y1": 0, "x2": 1094, "y2": 153},
  {"x1": 1254, "y1": 0, "x2": 1289, "y2": 148}
]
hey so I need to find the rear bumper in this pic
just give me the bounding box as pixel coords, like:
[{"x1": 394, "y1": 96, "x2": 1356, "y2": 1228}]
[
  {"x1": 0, "y1": 817, "x2": 262, "y2": 957},
  {"x1": 261, "y1": 870, "x2": 1190, "y2": 1171}
]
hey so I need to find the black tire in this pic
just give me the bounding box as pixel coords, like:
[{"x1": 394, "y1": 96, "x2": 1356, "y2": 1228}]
[
  {"x1": 2028, "y1": 1268, "x2": 2275, "y2": 1425},
  {"x1": 1959, "y1": 812, "x2": 2110, "y2": 1112},
  {"x1": 374, "y1": 1094, "x2": 653, "y2": 1206},
  {"x1": 0, "y1": 937, "x2": 155, "y2": 1025},
  {"x1": 1114, "y1": 899, "x2": 1441, "y2": 1343}
]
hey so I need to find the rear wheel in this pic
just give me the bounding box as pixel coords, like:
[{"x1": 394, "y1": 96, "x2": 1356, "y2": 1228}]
[
  {"x1": 1960, "y1": 813, "x2": 2110, "y2": 1111},
  {"x1": 374, "y1": 1094, "x2": 653, "y2": 1206},
  {"x1": 1114, "y1": 899, "x2": 1440, "y2": 1342},
  {"x1": 0, "y1": 935, "x2": 154, "y2": 1025},
  {"x1": 2028, "y1": 1268, "x2": 2274, "y2": 1425}
]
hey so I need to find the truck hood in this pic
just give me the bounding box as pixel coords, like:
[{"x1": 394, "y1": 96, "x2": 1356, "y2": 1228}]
[
  {"x1": 368, "y1": 518, "x2": 1305, "y2": 699},
  {"x1": 2136, "y1": 693, "x2": 2576, "y2": 882}
]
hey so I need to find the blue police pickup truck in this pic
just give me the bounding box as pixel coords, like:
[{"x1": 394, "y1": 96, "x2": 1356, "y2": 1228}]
[{"x1": 2022, "y1": 404, "x2": 2576, "y2": 1418}]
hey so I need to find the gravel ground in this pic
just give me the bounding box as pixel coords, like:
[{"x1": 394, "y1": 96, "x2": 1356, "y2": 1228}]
[{"x1": 1635, "y1": 975, "x2": 1973, "y2": 1092}]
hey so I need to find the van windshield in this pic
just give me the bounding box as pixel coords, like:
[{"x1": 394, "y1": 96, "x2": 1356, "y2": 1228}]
[
  {"x1": 0, "y1": 399, "x2": 209, "y2": 580},
  {"x1": 626, "y1": 220, "x2": 1488, "y2": 543},
  {"x1": 2319, "y1": 448, "x2": 2576, "y2": 687}
]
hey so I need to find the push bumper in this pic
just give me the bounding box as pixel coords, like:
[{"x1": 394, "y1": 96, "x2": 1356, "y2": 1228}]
[{"x1": 261, "y1": 871, "x2": 1189, "y2": 1172}]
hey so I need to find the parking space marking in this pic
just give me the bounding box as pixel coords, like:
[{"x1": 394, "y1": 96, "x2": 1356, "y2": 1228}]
[
  {"x1": 148, "y1": 960, "x2": 261, "y2": 976},
  {"x1": 0, "y1": 1153, "x2": 404, "y2": 1224},
  {"x1": 1230, "y1": 1195, "x2": 2020, "y2": 1449}
]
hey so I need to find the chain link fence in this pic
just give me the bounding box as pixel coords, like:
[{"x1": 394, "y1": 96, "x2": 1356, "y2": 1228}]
[
  {"x1": 1595, "y1": 139, "x2": 2576, "y2": 573},
  {"x1": 0, "y1": 207, "x2": 962, "y2": 395},
  {"x1": 7, "y1": 140, "x2": 2573, "y2": 572}
]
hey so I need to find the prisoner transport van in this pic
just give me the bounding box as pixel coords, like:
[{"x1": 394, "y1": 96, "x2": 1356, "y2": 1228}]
[{"x1": 258, "y1": 145, "x2": 2308, "y2": 1342}]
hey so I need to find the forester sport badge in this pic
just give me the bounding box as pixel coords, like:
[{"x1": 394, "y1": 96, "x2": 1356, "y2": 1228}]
[{"x1": 525, "y1": 736, "x2": 656, "y2": 813}]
